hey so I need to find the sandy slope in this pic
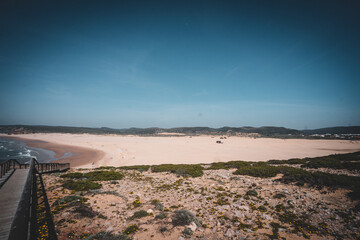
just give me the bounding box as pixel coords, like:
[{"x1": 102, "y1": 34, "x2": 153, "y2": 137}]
[{"x1": 3, "y1": 133, "x2": 360, "y2": 168}]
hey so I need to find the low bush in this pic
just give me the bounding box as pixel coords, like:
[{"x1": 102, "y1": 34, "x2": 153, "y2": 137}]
[
  {"x1": 152, "y1": 164, "x2": 204, "y2": 177},
  {"x1": 172, "y1": 209, "x2": 200, "y2": 226},
  {"x1": 128, "y1": 210, "x2": 150, "y2": 220},
  {"x1": 84, "y1": 171, "x2": 124, "y2": 181},
  {"x1": 62, "y1": 180, "x2": 102, "y2": 191},
  {"x1": 119, "y1": 165, "x2": 151, "y2": 171},
  {"x1": 268, "y1": 151, "x2": 360, "y2": 171},
  {"x1": 182, "y1": 228, "x2": 193, "y2": 238},
  {"x1": 246, "y1": 190, "x2": 258, "y2": 197},
  {"x1": 123, "y1": 224, "x2": 140, "y2": 235},
  {"x1": 61, "y1": 170, "x2": 124, "y2": 181},
  {"x1": 155, "y1": 213, "x2": 167, "y2": 219},
  {"x1": 208, "y1": 161, "x2": 251, "y2": 170},
  {"x1": 53, "y1": 195, "x2": 87, "y2": 206},
  {"x1": 151, "y1": 200, "x2": 164, "y2": 211},
  {"x1": 60, "y1": 172, "x2": 84, "y2": 179},
  {"x1": 96, "y1": 166, "x2": 116, "y2": 170},
  {"x1": 232, "y1": 161, "x2": 360, "y2": 200},
  {"x1": 234, "y1": 165, "x2": 280, "y2": 178},
  {"x1": 73, "y1": 205, "x2": 97, "y2": 218}
]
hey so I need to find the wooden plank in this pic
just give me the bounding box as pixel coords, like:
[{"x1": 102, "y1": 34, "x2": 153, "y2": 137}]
[{"x1": 0, "y1": 169, "x2": 29, "y2": 240}]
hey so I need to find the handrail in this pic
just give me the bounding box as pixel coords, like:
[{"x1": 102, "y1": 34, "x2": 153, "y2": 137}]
[
  {"x1": 7, "y1": 158, "x2": 70, "y2": 240},
  {"x1": 0, "y1": 159, "x2": 23, "y2": 178},
  {"x1": 8, "y1": 159, "x2": 34, "y2": 240}
]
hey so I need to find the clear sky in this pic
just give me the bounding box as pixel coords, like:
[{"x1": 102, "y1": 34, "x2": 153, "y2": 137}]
[{"x1": 0, "y1": 0, "x2": 359, "y2": 130}]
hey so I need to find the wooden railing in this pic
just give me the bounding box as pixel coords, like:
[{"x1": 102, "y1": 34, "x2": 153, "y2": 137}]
[
  {"x1": 3, "y1": 158, "x2": 70, "y2": 240},
  {"x1": 0, "y1": 159, "x2": 70, "y2": 178}
]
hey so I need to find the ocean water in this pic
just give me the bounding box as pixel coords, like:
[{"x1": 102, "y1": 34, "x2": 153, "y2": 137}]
[{"x1": 0, "y1": 137, "x2": 56, "y2": 163}]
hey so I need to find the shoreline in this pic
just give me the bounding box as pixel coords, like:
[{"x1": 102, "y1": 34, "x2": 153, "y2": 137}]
[
  {"x1": 1, "y1": 133, "x2": 360, "y2": 168},
  {"x1": 2, "y1": 135, "x2": 105, "y2": 168}
]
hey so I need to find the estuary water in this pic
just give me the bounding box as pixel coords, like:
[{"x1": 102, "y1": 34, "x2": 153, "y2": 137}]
[{"x1": 0, "y1": 137, "x2": 56, "y2": 163}]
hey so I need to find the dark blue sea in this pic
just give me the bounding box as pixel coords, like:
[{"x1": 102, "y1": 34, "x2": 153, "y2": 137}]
[{"x1": 0, "y1": 137, "x2": 56, "y2": 163}]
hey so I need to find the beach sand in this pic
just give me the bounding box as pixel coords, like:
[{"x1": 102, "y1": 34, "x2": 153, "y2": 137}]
[{"x1": 2, "y1": 133, "x2": 360, "y2": 168}]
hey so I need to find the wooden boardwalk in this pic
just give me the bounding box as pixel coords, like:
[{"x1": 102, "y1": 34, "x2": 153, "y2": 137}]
[{"x1": 0, "y1": 169, "x2": 29, "y2": 240}]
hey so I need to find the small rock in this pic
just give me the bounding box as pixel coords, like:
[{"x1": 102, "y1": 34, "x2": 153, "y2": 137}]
[
  {"x1": 225, "y1": 228, "x2": 235, "y2": 238},
  {"x1": 261, "y1": 213, "x2": 273, "y2": 221},
  {"x1": 106, "y1": 226, "x2": 114, "y2": 232},
  {"x1": 147, "y1": 209, "x2": 154, "y2": 214},
  {"x1": 238, "y1": 206, "x2": 250, "y2": 211},
  {"x1": 187, "y1": 222, "x2": 197, "y2": 232},
  {"x1": 278, "y1": 228, "x2": 286, "y2": 232}
]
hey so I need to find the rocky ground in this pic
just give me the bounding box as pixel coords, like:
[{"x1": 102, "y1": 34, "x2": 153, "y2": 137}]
[{"x1": 43, "y1": 168, "x2": 360, "y2": 240}]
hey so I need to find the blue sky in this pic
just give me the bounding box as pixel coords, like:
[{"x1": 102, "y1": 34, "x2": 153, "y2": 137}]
[{"x1": 0, "y1": 0, "x2": 359, "y2": 129}]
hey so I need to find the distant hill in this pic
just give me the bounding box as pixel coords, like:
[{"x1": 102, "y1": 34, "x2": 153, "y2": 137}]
[
  {"x1": 0, "y1": 125, "x2": 359, "y2": 137},
  {"x1": 301, "y1": 126, "x2": 360, "y2": 135},
  {"x1": 0, "y1": 125, "x2": 301, "y2": 136}
]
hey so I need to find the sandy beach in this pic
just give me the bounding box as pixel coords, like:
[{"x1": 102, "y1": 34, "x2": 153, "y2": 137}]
[{"x1": 2, "y1": 133, "x2": 360, "y2": 168}]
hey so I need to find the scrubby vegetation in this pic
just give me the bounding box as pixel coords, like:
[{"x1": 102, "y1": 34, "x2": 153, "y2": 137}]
[
  {"x1": 62, "y1": 180, "x2": 102, "y2": 191},
  {"x1": 85, "y1": 171, "x2": 124, "y2": 181},
  {"x1": 60, "y1": 172, "x2": 84, "y2": 179},
  {"x1": 208, "y1": 160, "x2": 251, "y2": 170},
  {"x1": 234, "y1": 164, "x2": 280, "y2": 178},
  {"x1": 234, "y1": 162, "x2": 360, "y2": 200},
  {"x1": 48, "y1": 151, "x2": 360, "y2": 239},
  {"x1": 61, "y1": 171, "x2": 123, "y2": 181},
  {"x1": 128, "y1": 210, "x2": 150, "y2": 220},
  {"x1": 73, "y1": 205, "x2": 98, "y2": 218},
  {"x1": 268, "y1": 151, "x2": 360, "y2": 171},
  {"x1": 152, "y1": 164, "x2": 204, "y2": 177},
  {"x1": 118, "y1": 165, "x2": 151, "y2": 171},
  {"x1": 172, "y1": 209, "x2": 200, "y2": 226}
]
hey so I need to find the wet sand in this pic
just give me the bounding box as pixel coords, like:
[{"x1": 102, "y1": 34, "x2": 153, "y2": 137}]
[{"x1": 2, "y1": 135, "x2": 105, "y2": 168}]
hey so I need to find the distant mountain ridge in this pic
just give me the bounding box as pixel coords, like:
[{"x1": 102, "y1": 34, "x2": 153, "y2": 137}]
[
  {"x1": 302, "y1": 126, "x2": 360, "y2": 135},
  {"x1": 0, "y1": 125, "x2": 359, "y2": 137}
]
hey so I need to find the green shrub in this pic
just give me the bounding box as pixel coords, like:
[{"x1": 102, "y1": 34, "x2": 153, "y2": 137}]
[
  {"x1": 128, "y1": 210, "x2": 150, "y2": 220},
  {"x1": 96, "y1": 166, "x2": 116, "y2": 170},
  {"x1": 60, "y1": 172, "x2": 84, "y2": 179},
  {"x1": 269, "y1": 151, "x2": 360, "y2": 171},
  {"x1": 123, "y1": 224, "x2": 140, "y2": 235},
  {"x1": 155, "y1": 213, "x2": 167, "y2": 219},
  {"x1": 152, "y1": 164, "x2": 204, "y2": 177},
  {"x1": 119, "y1": 165, "x2": 151, "y2": 171},
  {"x1": 73, "y1": 205, "x2": 97, "y2": 218},
  {"x1": 246, "y1": 190, "x2": 258, "y2": 196},
  {"x1": 234, "y1": 165, "x2": 280, "y2": 178},
  {"x1": 208, "y1": 161, "x2": 251, "y2": 170},
  {"x1": 233, "y1": 161, "x2": 360, "y2": 201},
  {"x1": 172, "y1": 209, "x2": 200, "y2": 226},
  {"x1": 62, "y1": 180, "x2": 102, "y2": 191},
  {"x1": 84, "y1": 171, "x2": 124, "y2": 181},
  {"x1": 273, "y1": 193, "x2": 286, "y2": 199},
  {"x1": 182, "y1": 228, "x2": 193, "y2": 238}
]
